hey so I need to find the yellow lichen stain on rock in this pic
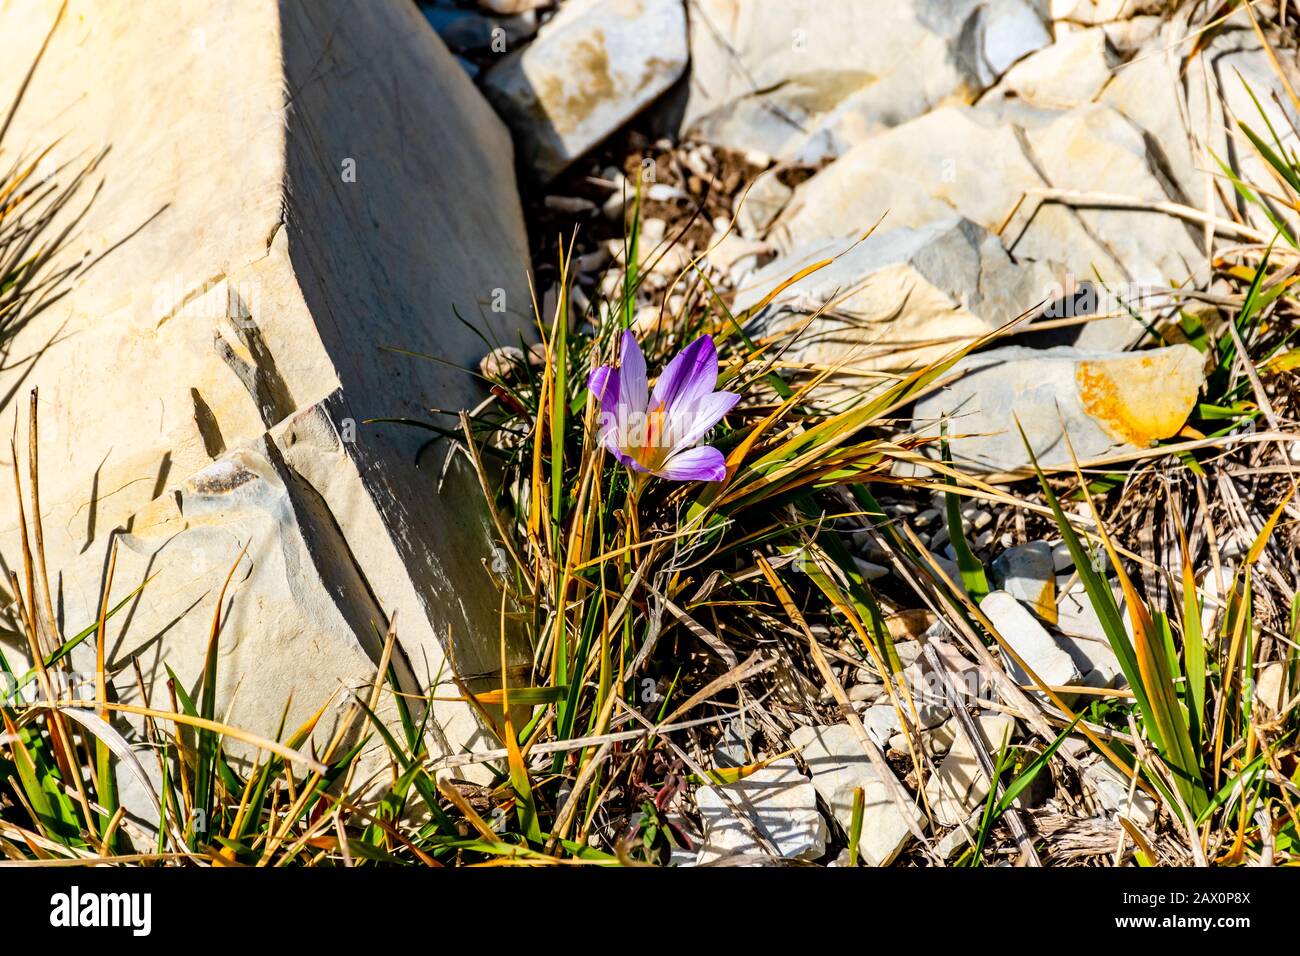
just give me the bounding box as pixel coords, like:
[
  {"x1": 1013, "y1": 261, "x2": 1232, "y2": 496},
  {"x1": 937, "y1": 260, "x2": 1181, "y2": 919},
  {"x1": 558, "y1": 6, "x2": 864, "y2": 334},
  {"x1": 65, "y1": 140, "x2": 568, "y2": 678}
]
[
  {"x1": 1075, "y1": 349, "x2": 1202, "y2": 448},
  {"x1": 533, "y1": 31, "x2": 615, "y2": 136},
  {"x1": 1031, "y1": 576, "x2": 1057, "y2": 626},
  {"x1": 640, "y1": 55, "x2": 680, "y2": 91}
]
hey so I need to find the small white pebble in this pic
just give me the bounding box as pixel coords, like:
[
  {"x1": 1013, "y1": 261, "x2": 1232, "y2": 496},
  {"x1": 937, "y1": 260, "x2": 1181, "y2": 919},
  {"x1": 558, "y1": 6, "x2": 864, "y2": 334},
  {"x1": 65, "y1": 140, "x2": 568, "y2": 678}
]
[
  {"x1": 853, "y1": 556, "x2": 888, "y2": 581},
  {"x1": 632, "y1": 306, "x2": 663, "y2": 334},
  {"x1": 598, "y1": 270, "x2": 621, "y2": 299},
  {"x1": 602, "y1": 193, "x2": 626, "y2": 221},
  {"x1": 543, "y1": 195, "x2": 596, "y2": 215},
  {"x1": 569, "y1": 284, "x2": 590, "y2": 316},
  {"x1": 848, "y1": 682, "x2": 882, "y2": 704},
  {"x1": 479, "y1": 345, "x2": 524, "y2": 380},
  {"x1": 914, "y1": 507, "x2": 940, "y2": 528},
  {"x1": 575, "y1": 248, "x2": 609, "y2": 273},
  {"x1": 641, "y1": 217, "x2": 667, "y2": 244},
  {"x1": 645, "y1": 183, "x2": 686, "y2": 202}
]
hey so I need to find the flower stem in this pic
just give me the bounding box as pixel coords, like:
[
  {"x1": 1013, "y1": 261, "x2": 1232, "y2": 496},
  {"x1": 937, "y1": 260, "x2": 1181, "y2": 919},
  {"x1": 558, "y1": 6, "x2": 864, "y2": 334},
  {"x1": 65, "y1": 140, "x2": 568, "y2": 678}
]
[{"x1": 625, "y1": 471, "x2": 648, "y2": 547}]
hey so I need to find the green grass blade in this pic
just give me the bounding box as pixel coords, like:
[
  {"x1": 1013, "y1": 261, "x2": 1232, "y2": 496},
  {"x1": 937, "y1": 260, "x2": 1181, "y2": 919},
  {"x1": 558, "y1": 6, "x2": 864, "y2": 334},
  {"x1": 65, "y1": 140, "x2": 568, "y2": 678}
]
[
  {"x1": 550, "y1": 253, "x2": 569, "y2": 533},
  {"x1": 996, "y1": 715, "x2": 1081, "y2": 816},
  {"x1": 1179, "y1": 534, "x2": 1207, "y2": 755},
  {"x1": 848, "y1": 786, "x2": 864, "y2": 867},
  {"x1": 941, "y1": 436, "x2": 989, "y2": 600},
  {"x1": 1019, "y1": 424, "x2": 1148, "y2": 723},
  {"x1": 1212, "y1": 151, "x2": 1297, "y2": 248}
]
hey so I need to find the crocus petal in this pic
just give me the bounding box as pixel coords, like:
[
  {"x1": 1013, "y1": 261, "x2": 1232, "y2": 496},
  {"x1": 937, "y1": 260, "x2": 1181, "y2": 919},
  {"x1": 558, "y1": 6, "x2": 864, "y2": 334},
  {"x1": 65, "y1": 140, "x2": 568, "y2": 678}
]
[
  {"x1": 651, "y1": 335, "x2": 717, "y2": 415},
  {"x1": 588, "y1": 365, "x2": 615, "y2": 402},
  {"x1": 618, "y1": 330, "x2": 648, "y2": 415},
  {"x1": 668, "y1": 390, "x2": 740, "y2": 450},
  {"x1": 588, "y1": 365, "x2": 622, "y2": 454},
  {"x1": 612, "y1": 447, "x2": 654, "y2": 473},
  {"x1": 655, "y1": 445, "x2": 728, "y2": 482}
]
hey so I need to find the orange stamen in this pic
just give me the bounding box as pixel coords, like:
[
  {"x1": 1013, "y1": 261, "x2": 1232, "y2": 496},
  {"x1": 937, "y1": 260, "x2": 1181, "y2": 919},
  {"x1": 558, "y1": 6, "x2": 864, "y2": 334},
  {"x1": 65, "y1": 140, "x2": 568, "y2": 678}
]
[
  {"x1": 633, "y1": 402, "x2": 669, "y2": 469},
  {"x1": 646, "y1": 403, "x2": 665, "y2": 450}
]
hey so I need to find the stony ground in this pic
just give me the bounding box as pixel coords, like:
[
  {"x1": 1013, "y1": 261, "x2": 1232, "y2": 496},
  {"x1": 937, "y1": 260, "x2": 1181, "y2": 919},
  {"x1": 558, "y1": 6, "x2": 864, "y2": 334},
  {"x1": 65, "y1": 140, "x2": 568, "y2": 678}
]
[
  {"x1": 426, "y1": 0, "x2": 1300, "y2": 867},
  {"x1": 0, "y1": 0, "x2": 1296, "y2": 871}
]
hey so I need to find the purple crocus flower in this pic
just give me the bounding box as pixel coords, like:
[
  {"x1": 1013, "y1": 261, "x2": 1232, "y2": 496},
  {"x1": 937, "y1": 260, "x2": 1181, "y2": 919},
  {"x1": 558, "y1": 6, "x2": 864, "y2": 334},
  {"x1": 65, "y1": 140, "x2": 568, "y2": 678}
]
[{"x1": 588, "y1": 331, "x2": 739, "y2": 482}]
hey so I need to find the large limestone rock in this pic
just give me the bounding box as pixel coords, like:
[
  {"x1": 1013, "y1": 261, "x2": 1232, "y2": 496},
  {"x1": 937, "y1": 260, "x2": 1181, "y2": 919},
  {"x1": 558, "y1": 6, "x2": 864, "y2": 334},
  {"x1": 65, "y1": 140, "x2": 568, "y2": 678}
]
[
  {"x1": 773, "y1": 102, "x2": 1207, "y2": 349},
  {"x1": 1101, "y1": 17, "x2": 1300, "y2": 233},
  {"x1": 62, "y1": 436, "x2": 418, "y2": 756},
  {"x1": 0, "y1": 1, "x2": 532, "y2": 788},
  {"x1": 734, "y1": 218, "x2": 1065, "y2": 373},
  {"x1": 483, "y1": 0, "x2": 688, "y2": 180},
  {"x1": 1014, "y1": 103, "x2": 1206, "y2": 289},
  {"x1": 773, "y1": 106, "x2": 1085, "y2": 257},
  {"x1": 1098, "y1": 31, "x2": 1199, "y2": 204},
  {"x1": 984, "y1": 26, "x2": 1119, "y2": 109},
  {"x1": 907, "y1": 344, "x2": 1204, "y2": 472},
  {"x1": 1050, "y1": 0, "x2": 1173, "y2": 26},
  {"x1": 1183, "y1": 24, "x2": 1300, "y2": 231},
  {"x1": 682, "y1": 0, "x2": 1050, "y2": 164}
]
